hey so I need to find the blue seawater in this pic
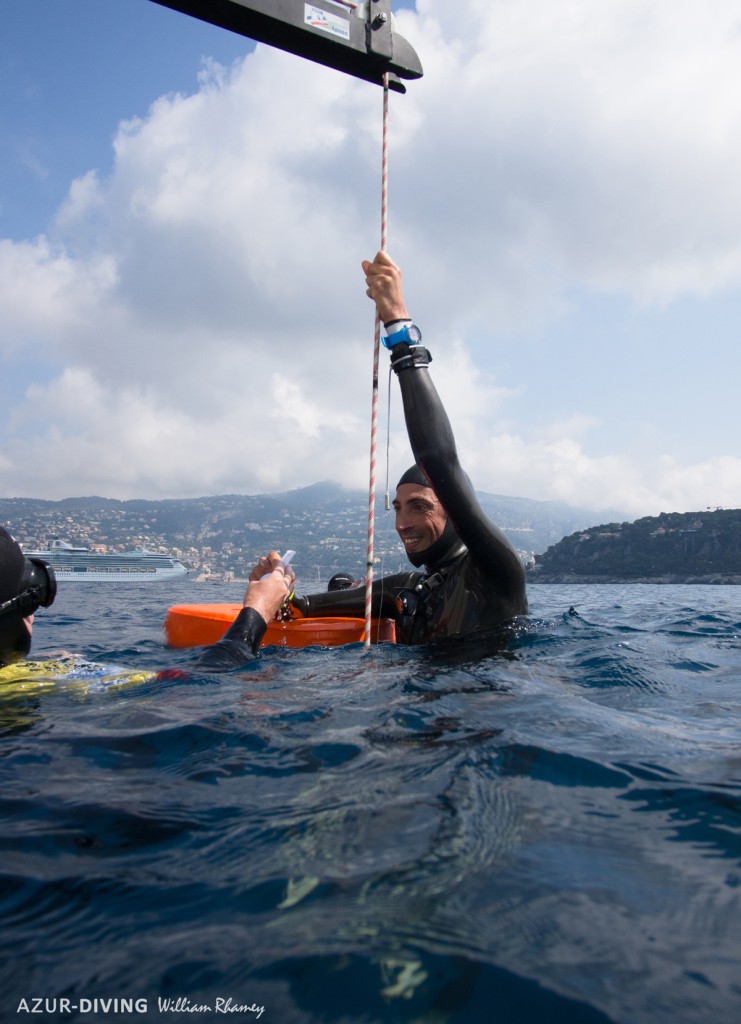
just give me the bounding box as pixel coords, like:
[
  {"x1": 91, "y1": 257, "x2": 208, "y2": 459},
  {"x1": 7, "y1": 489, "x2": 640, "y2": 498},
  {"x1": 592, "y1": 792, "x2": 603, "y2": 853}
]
[{"x1": 1, "y1": 581, "x2": 740, "y2": 1023}]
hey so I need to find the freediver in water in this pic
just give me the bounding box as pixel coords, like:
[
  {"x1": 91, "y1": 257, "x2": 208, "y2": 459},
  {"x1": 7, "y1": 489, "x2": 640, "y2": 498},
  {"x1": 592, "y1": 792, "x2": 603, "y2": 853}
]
[
  {"x1": 2, "y1": 252, "x2": 525, "y2": 659},
  {"x1": 265, "y1": 251, "x2": 528, "y2": 644},
  {"x1": 0, "y1": 526, "x2": 295, "y2": 673}
]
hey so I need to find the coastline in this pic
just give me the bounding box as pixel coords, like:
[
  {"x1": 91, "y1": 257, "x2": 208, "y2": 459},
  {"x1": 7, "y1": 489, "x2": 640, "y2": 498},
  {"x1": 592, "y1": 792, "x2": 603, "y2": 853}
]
[{"x1": 528, "y1": 574, "x2": 741, "y2": 585}]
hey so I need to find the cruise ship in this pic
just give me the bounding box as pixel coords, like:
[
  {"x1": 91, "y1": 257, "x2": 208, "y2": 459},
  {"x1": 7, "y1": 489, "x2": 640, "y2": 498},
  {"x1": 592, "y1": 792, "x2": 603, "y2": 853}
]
[{"x1": 23, "y1": 539, "x2": 189, "y2": 582}]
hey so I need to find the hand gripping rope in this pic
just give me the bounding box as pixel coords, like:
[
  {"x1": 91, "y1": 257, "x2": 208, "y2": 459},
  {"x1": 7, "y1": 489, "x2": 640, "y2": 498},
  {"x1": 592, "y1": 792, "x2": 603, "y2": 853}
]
[{"x1": 364, "y1": 73, "x2": 390, "y2": 649}]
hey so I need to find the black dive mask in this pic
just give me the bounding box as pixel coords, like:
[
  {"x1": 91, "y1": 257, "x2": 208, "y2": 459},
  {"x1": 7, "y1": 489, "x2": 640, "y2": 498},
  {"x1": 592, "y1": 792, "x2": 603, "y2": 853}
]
[{"x1": 0, "y1": 558, "x2": 57, "y2": 620}]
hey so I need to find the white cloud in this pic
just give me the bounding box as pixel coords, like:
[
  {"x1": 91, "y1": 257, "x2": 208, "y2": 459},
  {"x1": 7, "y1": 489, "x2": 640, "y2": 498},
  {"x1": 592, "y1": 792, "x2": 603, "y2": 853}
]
[
  {"x1": 466, "y1": 433, "x2": 741, "y2": 517},
  {"x1": 1, "y1": 0, "x2": 740, "y2": 514},
  {"x1": 0, "y1": 236, "x2": 116, "y2": 350},
  {"x1": 393, "y1": 0, "x2": 741, "y2": 320}
]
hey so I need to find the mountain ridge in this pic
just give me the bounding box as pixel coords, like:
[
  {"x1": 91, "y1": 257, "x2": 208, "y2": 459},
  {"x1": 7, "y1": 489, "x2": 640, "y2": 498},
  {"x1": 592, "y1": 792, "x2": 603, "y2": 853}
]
[{"x1": 0, "y1": 486, "x2": 623, "y2": 581}]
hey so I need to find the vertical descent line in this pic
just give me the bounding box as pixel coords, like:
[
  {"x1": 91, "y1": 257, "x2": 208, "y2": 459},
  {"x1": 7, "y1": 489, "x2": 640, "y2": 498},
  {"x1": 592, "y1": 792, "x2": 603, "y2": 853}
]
[{"x1": 364, "y1": 72, "x2": 390, "y2": 649}]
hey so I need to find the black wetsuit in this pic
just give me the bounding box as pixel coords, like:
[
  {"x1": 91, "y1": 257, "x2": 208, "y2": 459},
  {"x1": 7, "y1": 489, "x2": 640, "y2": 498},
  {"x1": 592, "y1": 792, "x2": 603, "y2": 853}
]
[
  {"x1": 293, "y1": 339, "x2": 528, "y2": 644},
  {"x1": 192, "y1": 607, "x2": 268, "y2": 669}
]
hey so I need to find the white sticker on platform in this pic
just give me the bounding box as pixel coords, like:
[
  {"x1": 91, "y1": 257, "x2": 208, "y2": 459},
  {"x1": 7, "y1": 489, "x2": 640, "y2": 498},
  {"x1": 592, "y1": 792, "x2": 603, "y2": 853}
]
[{"x1": 304, "y1": 4, "x2": 351, "y2": 41}]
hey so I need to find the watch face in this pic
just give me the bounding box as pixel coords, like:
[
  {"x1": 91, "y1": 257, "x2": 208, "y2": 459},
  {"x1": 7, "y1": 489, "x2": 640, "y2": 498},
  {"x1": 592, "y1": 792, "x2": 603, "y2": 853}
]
[{"x1": 407, "y1": 325, "x2": 422, "y2": 344}]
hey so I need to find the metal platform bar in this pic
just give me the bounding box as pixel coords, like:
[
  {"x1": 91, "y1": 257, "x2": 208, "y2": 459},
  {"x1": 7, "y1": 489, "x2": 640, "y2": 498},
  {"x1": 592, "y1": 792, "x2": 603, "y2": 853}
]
[{"x1": 149, "y1": 0, "x2": 423, "y2": 91}]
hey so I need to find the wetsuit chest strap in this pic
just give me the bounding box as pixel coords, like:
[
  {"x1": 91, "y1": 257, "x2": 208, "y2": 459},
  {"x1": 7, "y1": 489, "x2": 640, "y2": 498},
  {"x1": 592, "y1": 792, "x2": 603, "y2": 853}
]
[{"x1": 395, "y1": 568, "x2": 450, "y2": 623}]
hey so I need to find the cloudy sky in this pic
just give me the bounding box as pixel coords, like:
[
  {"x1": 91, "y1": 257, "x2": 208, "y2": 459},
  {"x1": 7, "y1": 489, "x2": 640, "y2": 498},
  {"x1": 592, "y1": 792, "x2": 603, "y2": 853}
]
[{"x1": 2, "y1": 0, "x2": 740, "y2": 515}]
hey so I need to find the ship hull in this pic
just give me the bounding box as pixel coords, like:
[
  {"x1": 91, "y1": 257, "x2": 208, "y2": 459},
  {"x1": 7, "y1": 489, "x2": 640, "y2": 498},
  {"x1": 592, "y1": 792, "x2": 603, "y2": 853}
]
[
  {"x1": 23, "y1": 543, "x2": 189, "y2": 582},
  {"x1": 51, "y1": 566, "x2": 188, "y2": 582}
]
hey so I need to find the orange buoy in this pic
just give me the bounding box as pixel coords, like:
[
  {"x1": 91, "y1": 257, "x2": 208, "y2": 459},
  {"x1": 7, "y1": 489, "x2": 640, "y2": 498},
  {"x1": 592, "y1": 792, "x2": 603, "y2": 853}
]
[{"x1": 164, "y1": 603, "x2": 396, "y2": 649}]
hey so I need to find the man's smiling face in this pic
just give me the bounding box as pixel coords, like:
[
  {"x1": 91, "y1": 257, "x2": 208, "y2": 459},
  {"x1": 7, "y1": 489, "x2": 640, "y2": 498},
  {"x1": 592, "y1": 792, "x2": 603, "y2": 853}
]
[{"x1": 393, "y1": 483, "x2": 448, "y2": 560}]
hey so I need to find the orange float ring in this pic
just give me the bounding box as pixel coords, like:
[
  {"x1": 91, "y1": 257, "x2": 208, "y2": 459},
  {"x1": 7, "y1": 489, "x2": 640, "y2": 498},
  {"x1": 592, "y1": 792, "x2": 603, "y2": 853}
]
[{"x1": 164, "y1": 603, "x2": 396, "y2": 649}]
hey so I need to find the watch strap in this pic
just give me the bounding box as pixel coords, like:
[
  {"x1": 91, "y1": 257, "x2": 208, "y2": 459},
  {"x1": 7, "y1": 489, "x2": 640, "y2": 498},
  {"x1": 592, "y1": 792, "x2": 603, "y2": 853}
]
[{"x1": 383, "y1": 323, "x2": 422, "y2": 349}]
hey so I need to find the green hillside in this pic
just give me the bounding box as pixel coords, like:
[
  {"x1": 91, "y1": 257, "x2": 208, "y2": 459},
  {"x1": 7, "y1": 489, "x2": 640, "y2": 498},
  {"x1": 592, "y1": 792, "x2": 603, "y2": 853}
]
[{"x1": 529, "y1": 508, "x2": 741, "y2": 583}]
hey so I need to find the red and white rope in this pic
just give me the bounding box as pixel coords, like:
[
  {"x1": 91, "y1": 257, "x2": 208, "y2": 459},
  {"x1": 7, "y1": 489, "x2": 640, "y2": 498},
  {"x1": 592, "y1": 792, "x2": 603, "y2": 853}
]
[{"x1": 364, "y1": 72, "x2": 390, "y2": 649}]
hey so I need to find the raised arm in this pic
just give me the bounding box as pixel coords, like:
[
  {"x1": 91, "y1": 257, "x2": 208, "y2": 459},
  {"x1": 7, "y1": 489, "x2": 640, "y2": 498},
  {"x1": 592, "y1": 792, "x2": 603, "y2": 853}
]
[
  {"x1": 394, "y1": 352, "x2": 524, "y2": 598},
  {"x1": 363, "y1": 252, "x2": 525, "y2": 600}
]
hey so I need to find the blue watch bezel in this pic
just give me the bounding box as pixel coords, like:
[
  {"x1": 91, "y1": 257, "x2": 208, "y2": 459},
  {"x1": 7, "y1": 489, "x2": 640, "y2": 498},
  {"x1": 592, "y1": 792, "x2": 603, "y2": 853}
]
[{"x1": 382, "y1": 323, "x2": 422, "y2": 349}]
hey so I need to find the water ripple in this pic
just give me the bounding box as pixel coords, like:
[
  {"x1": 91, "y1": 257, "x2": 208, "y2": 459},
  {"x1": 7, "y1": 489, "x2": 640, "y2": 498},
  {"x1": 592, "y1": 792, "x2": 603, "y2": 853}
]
[{"x1": 2, "y1": 582, "x2": 741, "y2": 1021}]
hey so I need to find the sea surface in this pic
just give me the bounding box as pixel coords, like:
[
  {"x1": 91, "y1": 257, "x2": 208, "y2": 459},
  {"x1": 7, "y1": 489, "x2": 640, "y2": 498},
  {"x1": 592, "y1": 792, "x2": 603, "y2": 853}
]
[{"x1": 1, "y1": 580, "x2": 740, "y2": 1024}]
